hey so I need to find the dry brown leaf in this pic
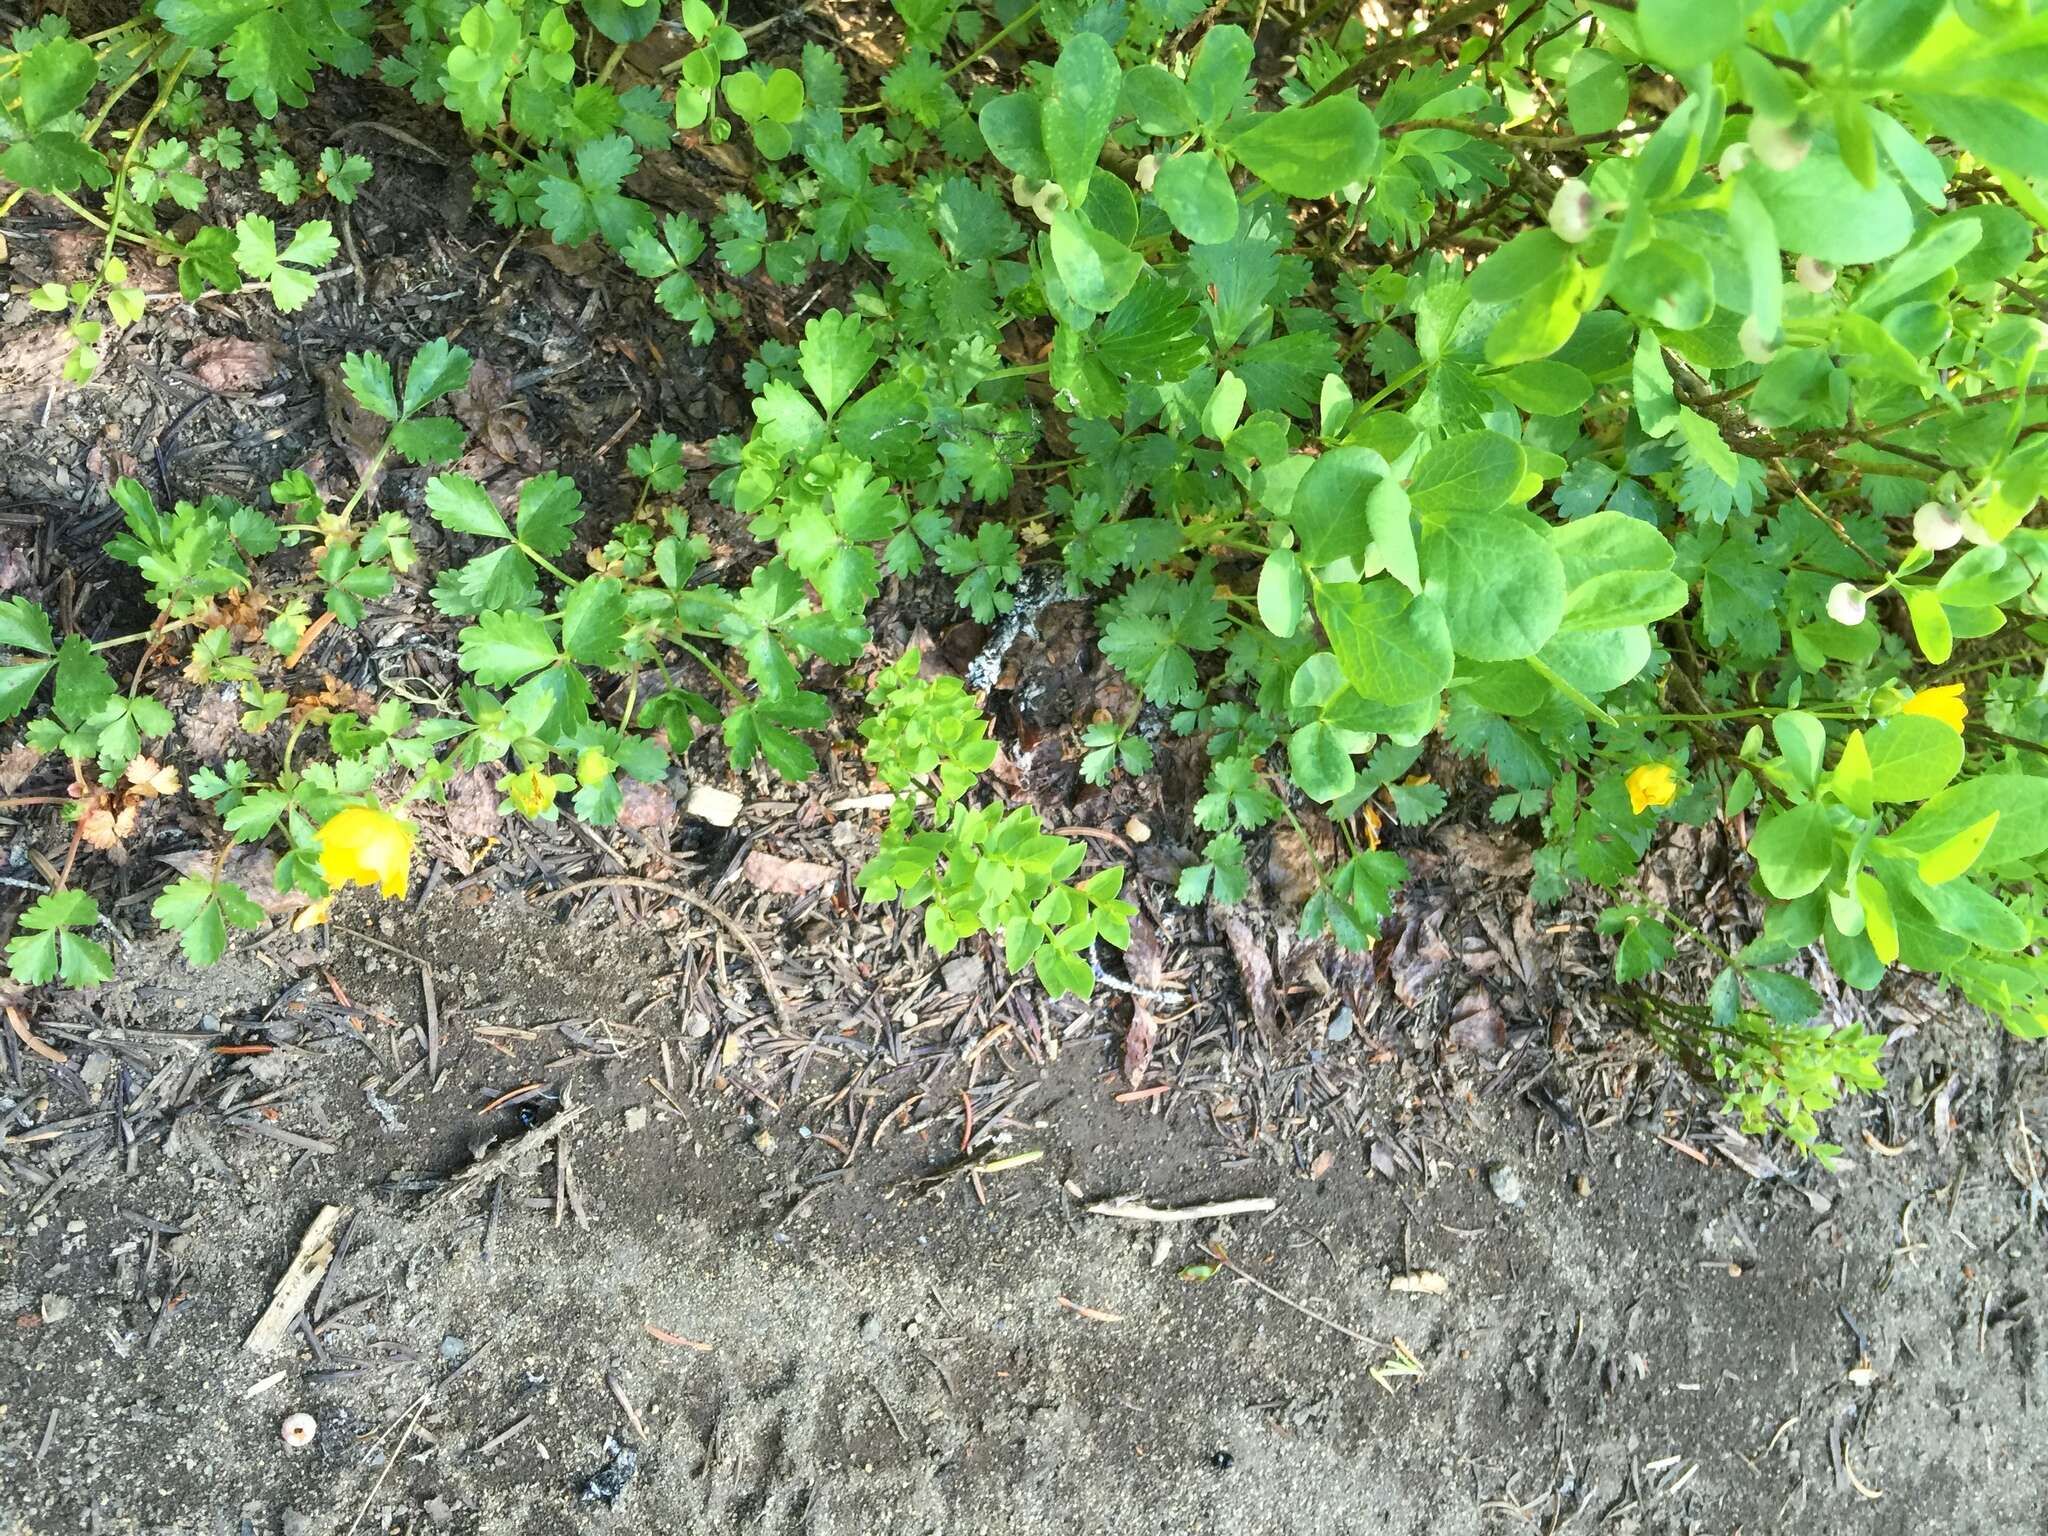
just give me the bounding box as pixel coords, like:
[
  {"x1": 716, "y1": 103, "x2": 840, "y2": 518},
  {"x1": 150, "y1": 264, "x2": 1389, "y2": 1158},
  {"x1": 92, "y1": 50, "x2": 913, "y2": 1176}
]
[
  {"x1": 1446, "y1": 987, "x2": 1506, "y2": 1056},
  {"x1": 184, "y1": 337, "x2": 287, "y2": 393},
  {"x1": 1219, "y1": 912, "x2": 1278, "y2": 1036},
  {"x1": 741, "y1": 848, "x2": 838, "y2": 895},
  {"x1": 1121, "y1": 911, "x2": 1163, "y2": 1086},
  {"x1": 124, "y1": 756, "x2": 180, "y2": 797},
  {"x1": 0, "y1": 742, "x2": 42, "y2": 794}
]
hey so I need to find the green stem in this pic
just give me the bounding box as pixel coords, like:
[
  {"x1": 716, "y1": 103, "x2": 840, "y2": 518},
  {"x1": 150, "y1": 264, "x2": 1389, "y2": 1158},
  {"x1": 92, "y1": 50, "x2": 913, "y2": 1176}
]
[
  {"x1": 675, "y1": 639, "x2": 746, "y2": 698},
  {"x1": 943, "y1": 1, "x2": 1040, "y2": 79}
]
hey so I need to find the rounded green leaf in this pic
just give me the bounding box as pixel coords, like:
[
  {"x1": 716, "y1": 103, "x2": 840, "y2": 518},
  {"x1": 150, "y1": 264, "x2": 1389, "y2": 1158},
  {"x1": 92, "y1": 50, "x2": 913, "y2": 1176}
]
[
  {"x1": 1292, "y1": 446, "x2": 1392, "y2": 568},
  {"x1": 1288, "y1": 721, "x2": 1357, "y2": 803},
  {"x1": 1611, "y1": 238, "x2": 1716, "y2": 331},
  {"x1": 1408, "y1": 430, "x2": 1525, "y2": 517},
  {"x1": 1258, "y1": 549, "x2": 1306, "y2": 637},
  {"x1": 1042, "y1": 32, "x2": 1121, "y2": 204},
  {"x1": 1749, "y1": 152, "x2": 1914, "y2": 265},
  {"x1": 1635, "y1": 0, "x2": 1740, "y2": 70},
  {"x1": 1316, "y1": 579, "x2": 1453, "y2": 707},
  {"x1": 1422, "y1": 510, "x2": 1566, "y2": 662},
  {"x1": 1864, "y1": 714, "x2": 1964, "y2": 803},
  {"x1": 1151, "y1": 150, "x2": 1239, "y2": 244},
  {"x1": 1751, "y1": 802, "x2": 1838, "y2": 899},
  {"x1": 1121, "y1": 64, "x2": 1196, "y2": 135},
  {"x1": 1224, "y1": 97, "x2": 1380, "y2": 198},
  {"x1": 1565, "y1": 49, "x2": 1629, "y2": 136},
  {"x1": 979, "y1": 93, "x2": 1049, "y2": 180},
  {"x1": 1048, "y1": 208, "x2": 1144, "y2": 312}
]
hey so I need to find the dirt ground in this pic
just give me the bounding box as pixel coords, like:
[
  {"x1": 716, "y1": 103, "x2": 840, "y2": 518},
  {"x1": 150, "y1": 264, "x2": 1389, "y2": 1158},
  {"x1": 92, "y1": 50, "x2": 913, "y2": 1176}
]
[
  {"x1": 2, "y1": 888, "x2": 2045, "y2": 1536},
  {"x1": 4, "y1": 40, "x2": 2048, "y2": 1536}
]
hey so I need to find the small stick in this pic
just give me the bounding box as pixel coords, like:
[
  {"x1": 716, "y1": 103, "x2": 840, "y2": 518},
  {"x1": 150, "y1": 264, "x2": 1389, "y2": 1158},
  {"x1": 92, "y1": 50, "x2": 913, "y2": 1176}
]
[
  {"x1": 606, "y1": 1371, "x2": 648, "y2": 1439},
  {"x1": 421, "y1": 965, "x2": 440, "y2": 1085},
  {"x1": 1087, "y1": 1196, "x2": 1278, "y2": 1224},
  {"x1": 645, "y1": 1323, "x2": 713, "y2": 1351},
  {"x1": 1057, "y1": 1296, "x2": 1124, "y2": 1323},
  {"x1": 244, "y1": 1205, "x2": 348, "y2": 1354},
  {"x1": 35, "y1": 1406, "x2": 57, "y2": 1460},
  {"x1": 1201, "y1": 1243, "x2": 1380, "y2": 1349},
  {"x1": 344, "y1": 1394, "x2": 429, "y2": 1536},
  {"x1": 476, "y1": 1412, "x2": 531, "y2": 1455}
]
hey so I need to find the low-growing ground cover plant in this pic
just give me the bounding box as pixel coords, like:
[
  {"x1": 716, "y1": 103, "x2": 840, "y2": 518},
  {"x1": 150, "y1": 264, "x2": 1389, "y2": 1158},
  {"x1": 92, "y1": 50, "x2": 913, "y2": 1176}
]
[{"x1": 6, "y1": 0, "x2": 2048, "y2": 1158}]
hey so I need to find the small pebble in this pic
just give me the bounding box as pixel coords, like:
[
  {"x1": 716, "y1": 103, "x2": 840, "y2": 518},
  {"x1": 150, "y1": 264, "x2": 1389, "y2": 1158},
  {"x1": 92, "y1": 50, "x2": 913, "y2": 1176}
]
[
  {"x1": 281, "y1": 1412, "x2": 317, "y2": 1448},
  {"x1": 1488, "y1": 1165, "x2": 1524, "y2": 1206}
]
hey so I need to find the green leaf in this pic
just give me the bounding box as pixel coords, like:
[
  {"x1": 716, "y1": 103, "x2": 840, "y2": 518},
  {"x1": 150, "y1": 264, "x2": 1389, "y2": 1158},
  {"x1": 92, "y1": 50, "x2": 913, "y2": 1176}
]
[
  {"x1": 1551, "y1": 512, "x2": 1685, "y2": 631},
  {"x1": 401, "y1": 338, "x2": 473, "y2": 415},
  {"x1": 515, "y1": 472, "x2": 584, "y2": 556},
  {"x1": 1317, "y1": 578, "x2": 1453, "y2": 707},
  {"x1": 458, "y1": 610, "x2": 560, "y2": 684},
  {"x1": 1048, "y1": 208, "x2": 1144, "y2": 312},
  {"x1": 1890, "y1": 777, "x2": 2048, "y2": 866},
  {"x1": 1750, "y1": 802, "x2": 1837, "y2": 899},
  {"x1": 1152, "y1": 150, "x2": 1239, "y2": 245},
  {"x1": 1635, "y1": 0, "x2": 1740, "y2": 69},
  {"x1": 1292, "y1": 446, "x2": 1390, "y2": 567},
  {"x1": 1408, "y1": 430, "x2": 1523, "y2": 518},
  {"x1": 1905, "y1": 587, "x2": 1952, "y2": 664},
  {"x1": 1121, "y1": 64, "x2": 1196, "y2": 136},
  {"x1": 1864, "y1": 714, "x2": 1963, "y2": 803},
  {"x1": 1565, "y1": 49, "x2": 1630, "y2": 136},
  {"x1": 560, "y1": 576, "x2": 626, "y2": 666},
  {"x1": 0, "y1": 596, "x2": 56, "y2": 655},
  {"x1": 17, "y1": 35, "x2": 97, "y2": 128},
  {"x1": 1423, "y1": 511, "x2": 1566, "y2": 663},
  {"x1": 0, "y1": 659, "x2": 54, "y2": 721},
  {"x1": 1257, "y1": 549, "x2": 1305, "y2": 638},
  {"x1": 1916, "y1": 811, "x2": 1998, "y2": 886},
  {"x1": 797, "y1": 309, "x2": 876, "y2": 416},
  {"x1": 388, "y1": 416, "x2": 466, "y2": 465},
  {"x1": 1186, "y1": 23, "x2": 1252, "y2": 129},
  {"x1": 1288, "y1": 721, "x2": 1356, "y2": 802},
  {"x1": 1748, "y1": 152, "x2": 1914, "y2": 265},
  {"x1": 425, "y1": 475, "x2": 512, "y2": 539},
  {"x1": 1223, "y1": 96, "x2": 1379, "y2": 198},
  {"x1": 342, "y1": 351, "x2": 398, "y2": 419},
  {"x1": 1041, "y1": 32, "x2": 1120, "y2": 205}
]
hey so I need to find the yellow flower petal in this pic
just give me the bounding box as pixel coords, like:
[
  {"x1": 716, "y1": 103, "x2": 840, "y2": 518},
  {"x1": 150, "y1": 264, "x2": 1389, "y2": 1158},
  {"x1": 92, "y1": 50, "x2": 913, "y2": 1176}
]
[
  {"x1": 315, "y1": 805, "x2": 415, "y2": 899},
  {"x1": 1900, "y1": 683, "x2": 1966, "y2": 734},
  {"x1": 292, "y1": 895, "x2": 334, "y2": 932},
  {"x1": 1626, "y1": 762, "x2": 1680, "y2": 816}
]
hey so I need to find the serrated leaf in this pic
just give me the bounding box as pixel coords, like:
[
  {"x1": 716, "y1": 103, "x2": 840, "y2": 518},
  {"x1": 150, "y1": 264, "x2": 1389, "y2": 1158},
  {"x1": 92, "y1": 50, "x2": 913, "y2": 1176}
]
[{"x1": 425, "y1": 475, "x2": 512, "y2": 539}]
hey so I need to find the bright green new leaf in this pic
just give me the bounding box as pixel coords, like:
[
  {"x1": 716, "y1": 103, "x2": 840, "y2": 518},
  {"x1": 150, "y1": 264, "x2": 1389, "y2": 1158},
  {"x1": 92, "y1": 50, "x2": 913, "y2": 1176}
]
[
  {"x1": 1152, "y1": 151, "x2": 1239, "y2": 245},
  {"x1": 1257, "y1": 550, "x2": 1305, "y2": 637},
  {"x1": 1408, "y1": 430, "x2": 1524, "y2": 518},
  {"x1": 1916, "y1": 811, "x2": 1999, "y2": 885},
  {"x1": 1635, "y1": 0, "x2": 1741, "y2": 69},
  {"x1": 1423, "y1": 511, "x2": 1566, "y2": 662},
  {"x1": 1317, "y1": 578, "x2": 1453, "y2": 707},
  {"x1": 1041, "y1": 33, "x2": 1120, "y2": 205},
  {"x1": 1224, "y1": 97, "x2": 1380, "y2": 198},
  {"x1": 1750, "y1": 802, "x2": 1837, "y2": 899},
  {"x1": 1048, "y1": 208, "x2": 1144, "y2": 312},
  {"x1": 1864, "y1": 713, "x2": 1964, "y2": 802}
]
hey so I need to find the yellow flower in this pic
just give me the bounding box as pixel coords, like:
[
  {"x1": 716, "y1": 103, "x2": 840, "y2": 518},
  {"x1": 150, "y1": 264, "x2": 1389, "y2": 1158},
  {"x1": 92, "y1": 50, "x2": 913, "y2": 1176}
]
[
  {"x1": 1626, "y1": 762, "x2": 1680, "y2": 815},
  {"x1": 1901, "y1": 683, "x2": 1966, "y2": 734},
  {"x1": 315, "y1": 805, "x2": 415, "y2": 899}
]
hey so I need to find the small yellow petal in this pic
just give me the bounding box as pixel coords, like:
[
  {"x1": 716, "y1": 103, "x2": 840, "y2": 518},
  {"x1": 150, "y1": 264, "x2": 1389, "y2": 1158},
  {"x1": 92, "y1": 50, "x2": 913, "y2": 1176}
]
[
  {"x1": 292, "y1": 895, "x2": 334, "y2": 932},
  {"x1": 315, "y1": 805, "x2": 416, "y2": 900},
  {"x1": 1900, "y1": 684, "x2": 1966, "y2": 734},
  {"x1": 1626, "y1": 762, "x2": 1680, "y2": 816}
]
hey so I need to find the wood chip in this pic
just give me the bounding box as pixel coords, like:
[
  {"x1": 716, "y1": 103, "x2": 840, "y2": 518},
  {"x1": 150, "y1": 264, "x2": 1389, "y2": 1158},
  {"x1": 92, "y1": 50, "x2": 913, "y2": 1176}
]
[
  {"x1": 244, "y1": 1204, "x2": 348, "y2": 1354},
  {"x1": 1390, "y1": 1269, "x2": 1450, "y2": 1295},
  {"x1": 683, "y1": 784, "x2": 743, "y2": 827}
]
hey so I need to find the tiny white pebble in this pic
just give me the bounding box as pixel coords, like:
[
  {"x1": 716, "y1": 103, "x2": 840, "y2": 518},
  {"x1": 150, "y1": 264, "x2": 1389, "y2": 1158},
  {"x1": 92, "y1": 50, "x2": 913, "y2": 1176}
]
[{"x1": 281, "y1": 1412, "x2": 317, "y2": 1448}]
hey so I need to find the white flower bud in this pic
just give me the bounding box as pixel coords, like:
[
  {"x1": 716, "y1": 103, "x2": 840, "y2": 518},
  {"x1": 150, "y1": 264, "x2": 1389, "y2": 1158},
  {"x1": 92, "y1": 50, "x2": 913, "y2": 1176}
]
[
  {"x1": 1795, "y1": 256, "x2": 1836, "y2": 294},
  {"x1": 1748, "y1": 116, "x2": 1811, "y2": 173},
  {"x1": 1913, "y1": 501, "x2": 1964, "y2": 550},
  {"x1": 1718, "y1": 142, "x2": 1753, "y2": 177},
  {"x1": 1135, "y1": 154, "x2": 1159, "y2": 193},
  {"x1": 1029, "y1": 182, "x2": 1069, "y2": 226},
  {"x1": 1827, "y1": 582, "x2": 1868, "y2": 626},
  {"x1": 1738, "y1": 315, "x2": 1778, "y2": 365},
  {"x1": 1547, "y1": 178, "x2": 1599, "y2": 244}
]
